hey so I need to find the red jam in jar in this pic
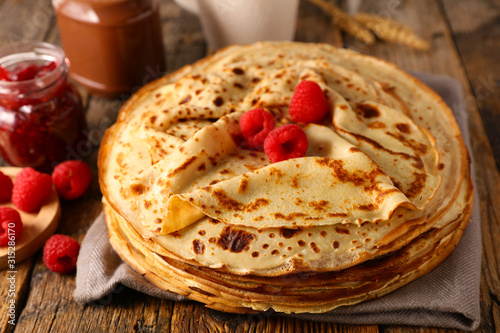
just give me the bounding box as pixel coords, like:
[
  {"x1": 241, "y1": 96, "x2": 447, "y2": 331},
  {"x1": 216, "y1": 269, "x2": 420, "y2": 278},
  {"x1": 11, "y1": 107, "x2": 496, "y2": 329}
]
[{"x1": 0, "y1": 41, "x2": 87, "y2": 172}]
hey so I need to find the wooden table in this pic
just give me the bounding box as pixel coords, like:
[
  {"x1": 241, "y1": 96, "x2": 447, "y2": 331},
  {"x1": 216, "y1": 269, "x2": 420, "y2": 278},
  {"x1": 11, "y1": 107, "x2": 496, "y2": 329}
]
[{"x1": 0, "y1": 0, "x2": 498, "y2": 332}]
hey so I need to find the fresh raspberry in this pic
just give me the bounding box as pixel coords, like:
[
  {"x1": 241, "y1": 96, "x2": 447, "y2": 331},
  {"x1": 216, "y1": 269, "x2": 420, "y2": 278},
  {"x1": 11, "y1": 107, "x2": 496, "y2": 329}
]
[
  {"x1": 264, "y1": 124, "x2": 308, "y2": 163},
  {"x1": 52, "y1": 160, "x2": 92, "y2": 200},
  {"x1": 0, "y1": 207, "x2": 23, "y2": 246},
  {"x1": 42, "y1": 234, "x2": 80, "y2": 274},
  {"x1": 289, "y1": 80, "x2": 329, "y2": 124},
  {"x1": 239, "y1": 108, "x2": 276, "y2": 150},
  {"x1": 0, "y1": 171, "x2": 13, "y2": 203},
  {"x1": 12, "y1": 167, "x2": 53, "y2": 212}
]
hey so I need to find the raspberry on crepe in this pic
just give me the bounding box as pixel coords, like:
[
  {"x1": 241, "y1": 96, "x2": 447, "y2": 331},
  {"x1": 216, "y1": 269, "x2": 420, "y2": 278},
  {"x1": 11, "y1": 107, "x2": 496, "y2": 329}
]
[
  {"x1": 289, "y1": 80, "x2": 329, "y2": 124},
  {"x1": 264, "y1": 124, "x2": 308, "y2": 163},
  {"x1": 240, "y1": 108, "x2": 275, "y2": 150}
]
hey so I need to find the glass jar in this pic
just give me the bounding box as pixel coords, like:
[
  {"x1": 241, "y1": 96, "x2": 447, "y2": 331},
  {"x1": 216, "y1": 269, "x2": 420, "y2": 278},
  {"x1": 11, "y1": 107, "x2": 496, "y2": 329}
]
[
  {"x1": 52, "y1": 0, "x2": 166, "y2": 98},
  {"x1": 0, "y1": 41, "x2": 87, "y2": 172}
]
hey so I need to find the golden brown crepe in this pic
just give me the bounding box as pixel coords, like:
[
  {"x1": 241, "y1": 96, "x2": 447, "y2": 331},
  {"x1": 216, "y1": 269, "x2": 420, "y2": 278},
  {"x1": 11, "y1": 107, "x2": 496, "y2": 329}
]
[{"x1": 99, "y1": 42, "x2": 472, "y2": 312}]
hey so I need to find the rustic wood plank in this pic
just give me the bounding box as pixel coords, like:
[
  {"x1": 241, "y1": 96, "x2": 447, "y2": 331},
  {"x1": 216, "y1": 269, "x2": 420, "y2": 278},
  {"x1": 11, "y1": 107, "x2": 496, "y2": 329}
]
[
  {"x1": 438, "y1": 1, "x2": 500, "y2": 333},
  {"x1": 440, "y1": 0, "x2": 500, "y2": 168},
  {"x1": 0, "y1": 258, "x2": 34, "y2": 333},
  {"x1": 339, "y1": 0, "x2": 498, "y2": 331},
  {"x1": 17, "y1": 283, "x2": 177, "y2": 332},
  {"x1": 161, "y1": 1, "x2": 207, "y2": 73},
  {"x1": 380, "y1": 327, "x2": 463, "y2": 333},
  {"x1": 338, "y1": 1, "x2": 500, "y2": 332},
  {"x1": 470, "y1": 122, "x2": 500, "y2": 333},
  {"x1": 166, "y1": 303, "x2": 381, "y2": 333}
]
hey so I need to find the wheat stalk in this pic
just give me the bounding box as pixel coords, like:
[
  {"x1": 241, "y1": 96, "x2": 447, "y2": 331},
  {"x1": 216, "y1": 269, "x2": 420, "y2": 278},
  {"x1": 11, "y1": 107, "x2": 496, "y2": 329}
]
[
  {"x1": 355, "y1": 13, "x2": 430, "y2": 50},
  {"x1": 307, "y1": 0, "x2": 430, "y2": 50}
]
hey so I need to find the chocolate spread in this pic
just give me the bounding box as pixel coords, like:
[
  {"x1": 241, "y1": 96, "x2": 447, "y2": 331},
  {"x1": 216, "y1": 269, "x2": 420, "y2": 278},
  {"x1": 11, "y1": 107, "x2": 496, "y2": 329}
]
[{"x1": 53, "y1": 0, "x2": 166, "y2": 97}]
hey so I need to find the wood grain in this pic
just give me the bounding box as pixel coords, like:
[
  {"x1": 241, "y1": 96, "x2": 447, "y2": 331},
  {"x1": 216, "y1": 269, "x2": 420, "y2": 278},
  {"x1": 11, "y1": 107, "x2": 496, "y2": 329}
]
[
  {"x1": 439, "y1": 1, "x2": 500, "y2": 332},
  {"x1": 348, "y1": 3, "x2": 500, "y2": 333},
  {"x1": 440, "y1": 0, "x2": 500, "y2": 168},
  {"x1": 0, "y1": 0, "x2": 498, "y2": 332}
]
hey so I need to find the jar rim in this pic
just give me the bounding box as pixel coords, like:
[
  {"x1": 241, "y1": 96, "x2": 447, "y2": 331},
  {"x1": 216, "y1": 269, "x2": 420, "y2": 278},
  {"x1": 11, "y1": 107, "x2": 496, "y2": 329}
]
[{"x1": 0, "y1": 41, "x2": 68, "y2": 94}]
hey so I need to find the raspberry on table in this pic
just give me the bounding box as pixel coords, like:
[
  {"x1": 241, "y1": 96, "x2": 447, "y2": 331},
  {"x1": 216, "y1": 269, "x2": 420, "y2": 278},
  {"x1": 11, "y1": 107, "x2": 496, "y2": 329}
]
[
  {"x1": 0, "y1": 207, "x2": 23, "y2": 246},
  {"x1": 52, "y1": 160, "x2": 92, "y2": 200},
  {"x1": 264, "y1": 124, "x2": 309, "y2": 163},
  {"x1": 42, "y1": 234, "x2": 80, "y2": 274},
  {"x1": 289, "y1": 80, "x2": 329, "y2": 124},
  {"x1": 12, "y1": 167, "x2": 53, "y2": 212},
  {"x1": 239, "y1": 108, "x2": 276, "y2": 150},
  {"x1": 0, "y1": 170, "x2": 13, "y2": 203}
]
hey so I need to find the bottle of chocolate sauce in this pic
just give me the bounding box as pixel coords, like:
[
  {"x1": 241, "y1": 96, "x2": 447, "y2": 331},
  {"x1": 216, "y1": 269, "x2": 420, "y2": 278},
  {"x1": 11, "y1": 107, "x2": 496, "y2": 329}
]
[{"x1": 52, "y1": 0, "x2": 166, "y2": 98}]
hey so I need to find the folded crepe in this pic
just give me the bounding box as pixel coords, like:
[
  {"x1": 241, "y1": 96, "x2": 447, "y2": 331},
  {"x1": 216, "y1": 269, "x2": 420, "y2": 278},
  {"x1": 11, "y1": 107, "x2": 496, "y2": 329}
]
[{"x1": 98, "y1": 42, "x2": 472, "y2": 312}]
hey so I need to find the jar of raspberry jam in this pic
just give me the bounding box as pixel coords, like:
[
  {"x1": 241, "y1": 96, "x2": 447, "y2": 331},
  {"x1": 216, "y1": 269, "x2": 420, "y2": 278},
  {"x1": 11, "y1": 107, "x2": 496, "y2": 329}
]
[{"x1": 0, "y1": 41, "x2": 87, "y2": 172}]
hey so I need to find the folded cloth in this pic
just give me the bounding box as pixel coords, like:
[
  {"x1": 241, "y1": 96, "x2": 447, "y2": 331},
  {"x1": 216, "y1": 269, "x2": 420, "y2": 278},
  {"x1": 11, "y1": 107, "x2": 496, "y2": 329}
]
[{"x1": 73, "y1": 73, "x2": 481, "y2": 331}]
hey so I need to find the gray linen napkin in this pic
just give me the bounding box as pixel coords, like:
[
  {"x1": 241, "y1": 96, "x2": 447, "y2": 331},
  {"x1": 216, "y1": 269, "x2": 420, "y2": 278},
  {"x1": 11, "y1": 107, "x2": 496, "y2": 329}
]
[{"x1": 74, "y1": 73, "x2": 481, "y2": 331}]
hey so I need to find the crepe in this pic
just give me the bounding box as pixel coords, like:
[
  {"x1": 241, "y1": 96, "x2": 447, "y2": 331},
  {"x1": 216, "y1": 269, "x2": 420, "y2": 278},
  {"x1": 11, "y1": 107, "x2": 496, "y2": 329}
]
[{"x1": 98, "y1": 42, "x2": 472, "y2": 311}]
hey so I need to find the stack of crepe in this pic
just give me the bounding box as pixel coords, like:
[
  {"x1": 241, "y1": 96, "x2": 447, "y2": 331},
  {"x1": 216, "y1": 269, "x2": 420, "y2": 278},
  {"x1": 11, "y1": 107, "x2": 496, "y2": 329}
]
[{"x1": 98, "y1": 42, "x2": 473, "y2": 313}]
